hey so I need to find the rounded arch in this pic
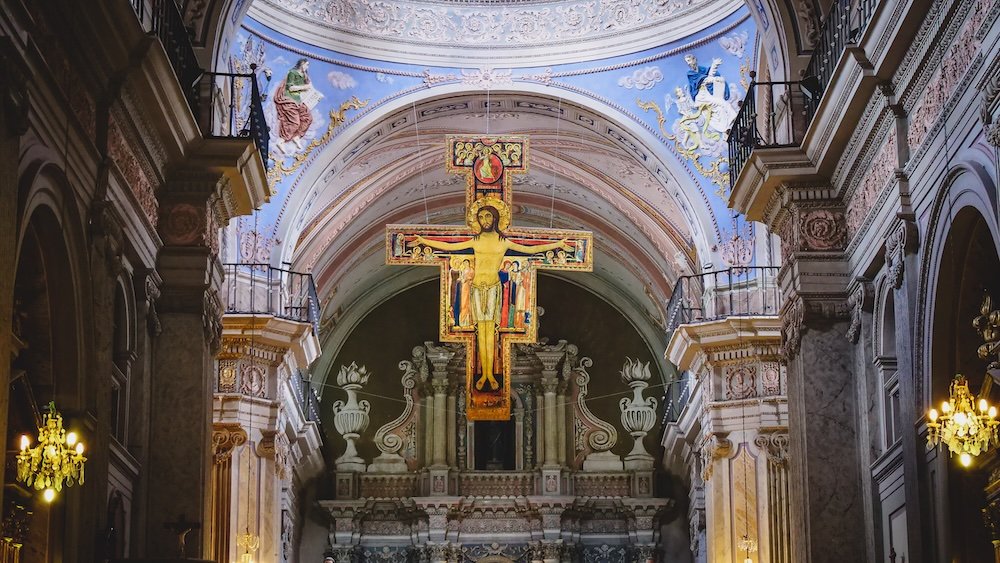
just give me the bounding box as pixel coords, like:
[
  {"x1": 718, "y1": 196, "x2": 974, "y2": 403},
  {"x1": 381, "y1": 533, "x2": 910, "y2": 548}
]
[
  {"x1": 274, "y1": 85, "x2": 720, "y2": 269},
  {"x1": 15, "y1": 158, "x2": 92, "y2": 410},
  {"x1": 916, "y1": 164, "x2": 1000, "y2": 407},
  {"x1": 917, "y1": 165, "x2": 1000, "y2": 562}
]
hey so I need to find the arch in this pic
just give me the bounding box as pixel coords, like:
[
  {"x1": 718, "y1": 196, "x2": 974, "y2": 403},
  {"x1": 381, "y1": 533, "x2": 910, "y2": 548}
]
[
  {"x1": 916, "y1": 164, "x2": 1000, "y2": 561},
  {"x1": 916, "y1": 165, "x2": 1000, "y2": 408},
  {"x1": 275, "y1": 86, "x2": 719, "y2": 270},
  {"x1": 15, "y1": 160, "x2": 91, "y2": 410}
]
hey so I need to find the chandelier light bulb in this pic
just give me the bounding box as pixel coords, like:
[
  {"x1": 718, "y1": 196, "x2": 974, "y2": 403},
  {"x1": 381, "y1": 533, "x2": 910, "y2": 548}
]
[
  {"x1": 927, "y1": 375, "x2": 999, "y2": 467},
  {"x1": 16, "y1": 402, "x2": 88, "y2": 495}
]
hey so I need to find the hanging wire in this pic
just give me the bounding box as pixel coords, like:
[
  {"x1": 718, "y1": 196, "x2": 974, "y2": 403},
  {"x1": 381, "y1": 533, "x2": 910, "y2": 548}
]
[
  {"x1": 548, "y1": 97, "x2": 563, "y2": 229},
  {"x1": 411, "y1": 101, "x2": 431, "y2": 224},
  {"x1": 245, "y1": 209, "x2": 259, "y2": 546}
]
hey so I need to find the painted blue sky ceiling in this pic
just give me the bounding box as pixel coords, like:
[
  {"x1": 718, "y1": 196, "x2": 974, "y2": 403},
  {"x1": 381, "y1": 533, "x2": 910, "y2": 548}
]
[{"x1": 230, "y1": 7, "x2": 757, "y2": 269}]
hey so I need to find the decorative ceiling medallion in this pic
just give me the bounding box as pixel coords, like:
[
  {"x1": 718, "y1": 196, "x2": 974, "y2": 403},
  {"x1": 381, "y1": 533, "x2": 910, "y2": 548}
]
[{"x1": 251, "y1": 0, "x2": 743, "y2": 66}]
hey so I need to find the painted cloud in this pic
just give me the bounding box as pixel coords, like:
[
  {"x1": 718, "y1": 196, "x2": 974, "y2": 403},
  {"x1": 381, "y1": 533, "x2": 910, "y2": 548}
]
[
  {"x1": 327, "y1": 70, "x2": 358, "y2": 89},
  {"x1": 617, "y1": 66, "x2": 663, "y2": 90}
]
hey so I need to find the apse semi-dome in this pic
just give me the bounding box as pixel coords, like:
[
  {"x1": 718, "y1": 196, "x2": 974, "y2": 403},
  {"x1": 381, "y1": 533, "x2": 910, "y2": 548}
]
[{"x1": 249, "y1": 0, "x2": 745, "y2": 67}]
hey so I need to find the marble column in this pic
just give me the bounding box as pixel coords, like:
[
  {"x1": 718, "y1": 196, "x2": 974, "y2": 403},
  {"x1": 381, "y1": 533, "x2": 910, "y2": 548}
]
[
  {"x1": 423, "y1": 393, "x2": 435, "y2": 467},
  {"x1": 425, "y1": 345, "x2": 454, "y2": 494},
  {"x1": 446, "y1": 385, "x2": 457, "y2": 467},
  {"x1": 145, "y1": 171, "x2": 228, "y2": 558},
  {"x1": 541, "y1": 377, "x2": 559, "y2": 468},
  {"x1": 432, "y1": 377, "x2": 448, "y2": 466},
  {"x1": 535, "y1": 388, "x2": 545, "y2": 469},
  {"x1": 556, "y1": 381, "x2": 567, "y2": 467},
  {"x1": 0, "y1": 37, "x2": 29, "y2": 513},
  {"x1": 769, "y1": 190, "x2": 865, "y2": 562}
]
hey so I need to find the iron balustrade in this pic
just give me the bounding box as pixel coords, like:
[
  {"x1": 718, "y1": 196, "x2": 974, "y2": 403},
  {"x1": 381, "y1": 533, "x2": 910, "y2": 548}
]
[
  {"x1": 802, "y1": 0, "x2": 879, "y2": 108},
  {"x1": 728, "y1": 78, "x2": 817, "y2": 191},
  {"x1": 662, "y1": 374, "x2": 693, "y2": 425},
  {"x1": 128, "y1": 0, "x2": 271, "y2": 166},
  {"x1": 300, "y1": 375, "x2": 323, "y2": 425},
  {"x1": 665, "y1": 267, "x2": 780, "y2": 335},
  {"x1": 726, "y1": 0, "x2": 879, "y2": 188},
  {"x1": 197, "y1": 69, "x2": 271, "y2": 168},
  {"x1": 222, "y1": 263, "x2": 320, "y2": 335}
]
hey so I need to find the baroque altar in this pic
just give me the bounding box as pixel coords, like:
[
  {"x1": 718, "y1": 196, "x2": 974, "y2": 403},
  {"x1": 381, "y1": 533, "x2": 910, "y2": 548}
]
[{"x1": 323, "y1": 341, "x2": 671, "y2": 562}]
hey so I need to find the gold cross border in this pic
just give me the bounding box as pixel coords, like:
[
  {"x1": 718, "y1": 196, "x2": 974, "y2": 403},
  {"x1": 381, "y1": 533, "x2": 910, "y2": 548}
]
[
  {"x1": 444, "y1": 135, "x2": 529, "y2": 211},
  {"x1": 385, "y1": 225, "x2": 593, "y2": 420}
]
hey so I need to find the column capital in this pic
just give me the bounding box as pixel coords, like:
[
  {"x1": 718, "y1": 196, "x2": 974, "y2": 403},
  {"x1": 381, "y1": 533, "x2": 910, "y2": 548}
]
[
  {"x1": 212, "y1": 423, "x2": 248, "y2": 464},
  {"x1": 781, "y1": 293, "x2": 851, "y2": 359},
  {"x1": 845, "y1": 278, "x2": 874, "y2": 344},
  {"x1": 753, "y1": 431, "x2": 790, "y2": 467},
  {"x1": 540, "y1": 376, "x2": 559, "y2": 395}
]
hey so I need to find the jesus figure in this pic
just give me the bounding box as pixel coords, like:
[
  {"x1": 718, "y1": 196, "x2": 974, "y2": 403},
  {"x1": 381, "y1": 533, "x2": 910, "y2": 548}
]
[{"x1": 411, "y1": 206, "x2": 572, "y2": 391}]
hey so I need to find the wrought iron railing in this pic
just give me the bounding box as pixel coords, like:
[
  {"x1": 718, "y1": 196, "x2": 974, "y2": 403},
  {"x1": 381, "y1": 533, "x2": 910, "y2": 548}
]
[
  {"x1": 662, "y1": 375, "x2": 693, "y2": 425},
  {"x1": 128, "y1": 0, "x2": 270, "y2": 166},
  {"x1": 727, "y1": 0, "x2": 879, "y2": 188},
  {"x1": 196, "y1": 69, "x2": 271, "y2": 167},
  {"x1": 665, "y1": 267, "x2": 781, "y2": 334},
  {"x1": 802, "y1": 0, "x2": 879, "y2": 108},
  {"x1": 304, "y1": 378, "x2": 322, "y2": 424},
  {"x1": 222, "y1": 264, "x2": 320, "y2": 335},
  {"x1": 129, "y1": 0, "x2": 201, "y2": 110},
  {"x1": 728, "y1": 78, "x2": 816, "y2": 189}
]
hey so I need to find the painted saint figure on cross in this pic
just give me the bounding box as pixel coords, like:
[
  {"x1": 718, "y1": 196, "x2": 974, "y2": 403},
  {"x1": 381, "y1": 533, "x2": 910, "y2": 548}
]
[{"x1": 386, "y1": 136, "x2": 593, "y2": 420}]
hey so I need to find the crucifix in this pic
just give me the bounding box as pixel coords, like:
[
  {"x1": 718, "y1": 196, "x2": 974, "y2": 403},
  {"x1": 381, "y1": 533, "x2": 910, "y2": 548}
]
[{"x1": 386, "y1": 136, "x2": 593, "y2": 420}]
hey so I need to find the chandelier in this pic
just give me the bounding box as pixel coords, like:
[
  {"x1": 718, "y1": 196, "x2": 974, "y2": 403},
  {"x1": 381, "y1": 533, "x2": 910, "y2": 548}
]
[
  {"x1": 738, "y1": 533, "x2": 758, "y2": 563},
  {"x1": 927, "y1": 374, "x2": 999, "y2": 467},
  {"x1": 16, "y1": 402, "x2": 87, "y2": 502}
]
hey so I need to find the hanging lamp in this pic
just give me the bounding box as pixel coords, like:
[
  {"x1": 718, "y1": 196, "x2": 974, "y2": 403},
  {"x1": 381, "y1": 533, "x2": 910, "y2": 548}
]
[{"x1": 16, "y1": 401, "x2": 87, "y2": 503}]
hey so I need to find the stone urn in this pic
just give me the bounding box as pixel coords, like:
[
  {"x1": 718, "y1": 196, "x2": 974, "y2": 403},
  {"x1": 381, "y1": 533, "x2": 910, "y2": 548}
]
[
  {"x1": 332, "y1": 362, "x2": 371, "y2": 471},
  {"x1": 619, "y1": 358, "x2": 657, "y2": 468}
]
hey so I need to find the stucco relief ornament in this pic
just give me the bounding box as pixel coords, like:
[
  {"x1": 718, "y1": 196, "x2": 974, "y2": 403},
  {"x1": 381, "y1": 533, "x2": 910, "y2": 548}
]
[
  {"x1": 700, "y1": 434, "x2": 732, "y2": 481},
  {"x1": 846, "y1": 283, "x2": 866, "y2": 344},
  {"x1": 884, "y1": 224, "x2": 907, "y2": 289},
  {"x1": 725, "y1": 364, "x2": 756, "y2": 399},
  {"x1": 799, "y1": 209, "x2": 846, "y2": 251},
  {"x1": 780, "y1": 298, "x2": 804, "y2": 360},
  {"x1": 160, "y1": 203, "x2": 205, "y2": 246}
]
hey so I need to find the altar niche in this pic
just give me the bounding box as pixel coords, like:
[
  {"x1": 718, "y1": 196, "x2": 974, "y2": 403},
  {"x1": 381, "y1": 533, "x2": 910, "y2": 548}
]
[{"x1": 474, "y1": 419, "x2": 516, "y2": 470}]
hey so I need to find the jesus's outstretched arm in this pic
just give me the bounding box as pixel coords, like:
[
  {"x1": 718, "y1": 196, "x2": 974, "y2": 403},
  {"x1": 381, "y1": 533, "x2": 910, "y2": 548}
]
[
  {"x1": 507, "y1": 239, "x2": 573, "y2": 255},
  {"x1": 410, "y1": 235, "x2": 473, "y2": 252}
]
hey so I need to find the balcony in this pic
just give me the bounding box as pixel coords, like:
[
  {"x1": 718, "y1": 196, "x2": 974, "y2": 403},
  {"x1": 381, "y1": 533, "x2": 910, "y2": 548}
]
[
  {"x1": 129, "y1": 0, "x2": 270, "y2": 167},
  {"x1": 665, "y1": 267, "x2": 781, "y2": 334},
  {"x1": 727, "y1": 0, "x2": 882, "y2": 203},
  {"x1": 222, "y1": 263, "x2": 320, "y2": 335},
  {"x1": 661, "y1": 267, "x2": 780, "y2": 428}
]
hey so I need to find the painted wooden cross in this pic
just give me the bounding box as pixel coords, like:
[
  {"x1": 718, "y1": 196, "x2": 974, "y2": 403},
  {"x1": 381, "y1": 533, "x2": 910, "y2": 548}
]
[{"x1": 386, "y1": 136, "x2": 593, "y2": 420}]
